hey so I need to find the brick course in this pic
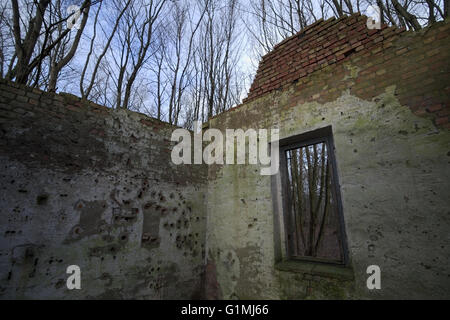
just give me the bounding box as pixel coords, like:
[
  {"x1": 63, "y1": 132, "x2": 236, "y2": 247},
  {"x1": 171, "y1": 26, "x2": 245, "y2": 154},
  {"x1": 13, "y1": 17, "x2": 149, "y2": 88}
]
[{"x1": 236, "y1": 14, "x2": 450, "y2": 129}]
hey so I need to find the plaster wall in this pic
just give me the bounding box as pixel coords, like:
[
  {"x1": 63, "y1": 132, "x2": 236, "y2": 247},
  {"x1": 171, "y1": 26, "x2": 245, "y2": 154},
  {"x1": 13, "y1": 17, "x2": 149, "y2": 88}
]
[
  {"x1": 204, "y1": 18, "x2": 450, "y2": 299},
  {"x1": 205, "y1": 86, "x2": 450, "y2": 299}
]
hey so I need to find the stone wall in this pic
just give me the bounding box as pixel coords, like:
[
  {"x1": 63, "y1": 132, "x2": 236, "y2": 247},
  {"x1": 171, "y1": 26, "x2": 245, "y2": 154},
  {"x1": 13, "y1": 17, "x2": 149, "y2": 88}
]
[
  {"x1": 0, "y1": 79, "x2": 207, "y2": 299},
  {"x1": 204, "y1": 16, "x2": 450, "y2": 299}
]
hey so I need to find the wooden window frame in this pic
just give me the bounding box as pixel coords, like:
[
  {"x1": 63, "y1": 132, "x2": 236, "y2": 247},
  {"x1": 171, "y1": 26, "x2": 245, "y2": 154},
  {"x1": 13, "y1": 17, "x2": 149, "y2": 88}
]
[{"x1": 278, "y1": 126, "x2": 349, "y2": 266}]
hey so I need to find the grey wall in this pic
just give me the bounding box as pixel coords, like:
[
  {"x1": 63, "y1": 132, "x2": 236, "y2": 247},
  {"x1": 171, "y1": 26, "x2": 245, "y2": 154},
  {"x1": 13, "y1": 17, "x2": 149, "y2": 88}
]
[{"x1": 0, "y1": 81, "x2": 207, "y2": 299}]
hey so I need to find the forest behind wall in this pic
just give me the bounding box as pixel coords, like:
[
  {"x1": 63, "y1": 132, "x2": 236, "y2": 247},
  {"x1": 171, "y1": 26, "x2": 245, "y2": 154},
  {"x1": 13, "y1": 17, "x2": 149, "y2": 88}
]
[{"x1": 0, "y1": 0, "x2": 448, "y2": 128}]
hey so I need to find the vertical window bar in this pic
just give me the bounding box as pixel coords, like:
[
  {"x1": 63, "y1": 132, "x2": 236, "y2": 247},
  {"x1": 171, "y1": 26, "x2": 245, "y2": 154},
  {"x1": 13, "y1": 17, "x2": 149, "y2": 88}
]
[{"x1": 284, "y1": 139, "x2": 345, "y2": 264}]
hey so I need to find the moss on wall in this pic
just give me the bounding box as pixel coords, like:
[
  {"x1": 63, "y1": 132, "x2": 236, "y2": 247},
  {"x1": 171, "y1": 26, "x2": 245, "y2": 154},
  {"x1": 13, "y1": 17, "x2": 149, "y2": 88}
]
[{"x1": 205, "y1": 81, "x2": 450, "y2": 299}]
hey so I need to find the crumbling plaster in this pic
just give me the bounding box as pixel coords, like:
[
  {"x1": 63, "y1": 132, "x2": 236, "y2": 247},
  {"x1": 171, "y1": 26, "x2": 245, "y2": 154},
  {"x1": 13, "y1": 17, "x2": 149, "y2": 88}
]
[{"x1": 205, "y1": 84, "x2": 450, "y2": 299}]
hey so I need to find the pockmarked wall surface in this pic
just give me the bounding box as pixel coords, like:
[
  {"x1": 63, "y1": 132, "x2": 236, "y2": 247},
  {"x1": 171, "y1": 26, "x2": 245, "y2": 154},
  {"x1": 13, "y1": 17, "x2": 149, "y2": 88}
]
[
  {"x1": 0, "y1": 80, "x2": 207, "y2": 299},
  {"x1": 0, "y1": 14, "x2": 449, "y2": 300},
  {"x1": 204, "y1": 15, "x2": 450, "y2": 299}
]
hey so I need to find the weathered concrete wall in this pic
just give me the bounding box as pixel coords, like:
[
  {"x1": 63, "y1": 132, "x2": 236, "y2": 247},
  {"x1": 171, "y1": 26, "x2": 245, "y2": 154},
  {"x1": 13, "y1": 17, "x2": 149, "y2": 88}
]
[
  {"x1": 0, "y1": 80, "x2": 207, "y2": 299},
  {"x1": 204, "y1": 17, "x2": 450, "y2": 299},
  {"x1": 0, "y1": 15, "x2": 449, "y2": 301}
]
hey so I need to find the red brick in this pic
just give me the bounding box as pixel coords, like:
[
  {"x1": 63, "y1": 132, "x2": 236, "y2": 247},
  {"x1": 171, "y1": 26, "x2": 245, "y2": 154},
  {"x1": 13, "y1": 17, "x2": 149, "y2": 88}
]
[
  {"x1": 435, "y1": 117, "x2": 449, "y2": 125},
  {"x1": 427, "y1": 104, "x2": 443, "y2": 112},
  {"x1": 67, "y1": 105, "x2": 81, "y2": 112},
  {"x1": 396, "y1": 47, "x2": 408, "y2": 55},
  {"x1": 437, "y1": 108, "x2": 450, "y2": 117}
]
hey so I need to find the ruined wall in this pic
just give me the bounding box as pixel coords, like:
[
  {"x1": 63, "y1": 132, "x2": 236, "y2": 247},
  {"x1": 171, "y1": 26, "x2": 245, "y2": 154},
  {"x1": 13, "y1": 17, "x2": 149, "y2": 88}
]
[
  {"x1": 0, "y1": 14, "x2": 449, "y2": 301},
  {"x1": 205, "y1": 15, "x2": 450, "y2": 299},
  {"x1": 0, "y1": 79, "x2": 207, "y2": 299}
]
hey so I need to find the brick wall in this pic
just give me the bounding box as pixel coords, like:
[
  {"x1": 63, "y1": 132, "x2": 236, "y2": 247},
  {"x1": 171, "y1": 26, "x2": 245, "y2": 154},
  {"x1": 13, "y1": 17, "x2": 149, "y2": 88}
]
[{"x1": 239, "y1": 14, "x2": 450, "y2": 129}]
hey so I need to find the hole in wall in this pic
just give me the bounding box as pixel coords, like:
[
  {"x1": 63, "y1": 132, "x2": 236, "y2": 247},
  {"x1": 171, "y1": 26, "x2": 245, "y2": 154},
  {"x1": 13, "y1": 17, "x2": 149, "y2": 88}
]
[{"x1": 36, "y1": 194, "x2": 49, "y2": 205}]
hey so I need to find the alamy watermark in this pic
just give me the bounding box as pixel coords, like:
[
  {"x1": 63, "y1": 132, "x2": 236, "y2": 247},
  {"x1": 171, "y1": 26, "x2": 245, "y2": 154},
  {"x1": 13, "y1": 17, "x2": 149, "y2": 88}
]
[
  {"x1": 67, "y1": 5, "x2": 81, "y2": 30},
  {"x1": 365, "y1": 4, "x2": 382, "y2": 30},
  {"x1": 171, "y1": 121, "x2": 279, "y2": 176},
  {"x1": 66, "y1": 265, "x2": 81, "y2": 290},
  {"x1": 366, "y1": 265, "x2": 381, "y2": 289}
]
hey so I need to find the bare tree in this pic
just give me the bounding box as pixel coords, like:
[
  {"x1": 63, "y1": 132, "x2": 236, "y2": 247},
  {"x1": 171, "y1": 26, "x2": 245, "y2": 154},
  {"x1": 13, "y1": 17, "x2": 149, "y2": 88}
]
[
  {"x1": 3, "y1": 0, "x2": 444, "y2": 128},
  {"x1": 80, "y1": 0, "x2": 131, "y2": 101},
  {"x1": 0, "y1": 1, "x2": 12, "y2": 79},
  {"x1": 246, "y1": 0, "x2": 447, "y2": 62},
  {"x1": 197, "y1": 0, "x2": 242, "y2": 120},
  {"x1": 144, "y1": 0, "x2": 245, "y2": 126},
  {"x1": 47, "y1": 0, "x2": 91, "y2": 91},
  {"x1": 165, "y1": 0, "x2": 209, "y2": 125},
  {"x1": 6, "y1": 0, "x2": 93, "y2": 85},
  {"x1": 392, "y1": 0, "x2": 422, "y2": 30},
  {"x1": 100, "y1": 0, "x2": 167, "y2": 110}
]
